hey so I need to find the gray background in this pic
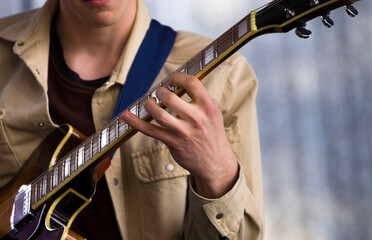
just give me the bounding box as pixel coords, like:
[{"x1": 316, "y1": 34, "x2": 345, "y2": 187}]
[{"x1": 1, "y1": 0, "x2": 371, "y2": 239}]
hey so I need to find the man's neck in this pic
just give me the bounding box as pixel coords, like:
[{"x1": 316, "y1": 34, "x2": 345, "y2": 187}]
[{"x1": 56, "y1": 0, "x2": 137, "y2": 80}]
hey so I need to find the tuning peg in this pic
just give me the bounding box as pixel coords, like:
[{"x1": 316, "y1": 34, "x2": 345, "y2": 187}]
[
  {"x1": 295, "y1": 23, "x2": 312, "y2": 39},
  {"x1": 345, "y1": 5, "x2": 358, "y2": 17},
  {"x1": 321, "y1": 14, "x2": 334, "y2": 28}
]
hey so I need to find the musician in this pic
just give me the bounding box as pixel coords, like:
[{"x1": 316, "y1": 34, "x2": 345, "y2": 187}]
[{"x1": 0, "y1": 0, "x2": 263, "y2": 239}]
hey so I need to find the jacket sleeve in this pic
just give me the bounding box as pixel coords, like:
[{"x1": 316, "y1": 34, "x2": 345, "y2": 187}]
[{"x1": 184, "y1": 54, "x2": 264, "y2": 240}]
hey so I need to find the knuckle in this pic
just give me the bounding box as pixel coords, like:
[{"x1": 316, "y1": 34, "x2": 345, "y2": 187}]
[
  {"x1": 156, "y1": 110, "x2": 169, "y2": 125},
  {"x1": 186, "y1": 76, "x2": 199, "y2": 88}
]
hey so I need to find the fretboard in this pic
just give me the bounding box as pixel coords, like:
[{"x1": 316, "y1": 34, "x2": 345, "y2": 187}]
[{"x1": 29, "y1": 11, "x2": 258, "y2": 208}]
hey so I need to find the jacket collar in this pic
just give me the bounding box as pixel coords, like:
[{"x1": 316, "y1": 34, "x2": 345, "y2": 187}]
[
  {"x1": 0, "y1": 0, "x2": 153, "y2": 88},
  {"x1": 102, "y1": 0, "x2": 152, "y2": 87},
  {"x1": 0, "y1": 0, "x2": 58, "y2": 55}
]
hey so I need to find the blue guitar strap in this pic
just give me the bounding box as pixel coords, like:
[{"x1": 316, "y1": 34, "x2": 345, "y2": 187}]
[
  {"x1": 111, "y1": 19, "x2": 176, "y2": 119},
  {"x1": 110, "y1": 20, "x2": 176, "y2": 159}
]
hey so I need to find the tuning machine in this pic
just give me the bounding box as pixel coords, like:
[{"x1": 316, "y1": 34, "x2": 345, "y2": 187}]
[
  {"x1": 295, "y1": 23, "x2": 312, "y2": 39},
  {"x1": 345, "y1": 5, "x2": 358, "y2": 17},
  {"x1": 321, "y1": 12, "x2": 334, "y2": 28}
]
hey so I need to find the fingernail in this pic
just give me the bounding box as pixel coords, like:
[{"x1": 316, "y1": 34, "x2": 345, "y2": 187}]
[
  {"x1": 122, "y1": 112, "x2": 132, "y2": 123},
  {"x1": 156, "y1": 88, "x2": 168, "y2": 102}
]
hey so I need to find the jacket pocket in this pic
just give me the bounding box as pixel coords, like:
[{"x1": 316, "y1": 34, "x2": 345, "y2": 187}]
[
  {"x1": 0, "y1": 109, "x2": 22, "y2": 187},
  {"x1": 132, "y1": 144, "x2": 189, "y2": 183}
]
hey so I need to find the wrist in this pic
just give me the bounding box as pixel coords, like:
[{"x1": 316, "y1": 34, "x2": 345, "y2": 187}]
[{"x1": 193, "y1": 159, "x2": 239, "y2": 199}]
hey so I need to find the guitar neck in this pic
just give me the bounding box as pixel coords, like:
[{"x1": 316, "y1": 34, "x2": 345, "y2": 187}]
[
  {"x1": 27, "y1": 0, "x2": 360, "y2": 210},
  {"x1": 27, "y1": 11, "x2": 260, "y2": 209}
]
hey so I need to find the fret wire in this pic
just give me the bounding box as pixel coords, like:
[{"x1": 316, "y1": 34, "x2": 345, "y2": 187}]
[
  {"x1": 108, "y1": 124, "x2": 111, "y2": 146},
  {"x1": 36, "y1": 178, "x2": 41, "y2": 201},
  {"x1": 61, "y1": 160, "x2": 65, "y2": 182},
  {"x1": 109, "y1": 119, "x2": 116, "y2": 144},
  {"x1": 100, "y1": 128, "x2": 108, "y2": 151},
  {"x1": 40, "y1": 177, "x2": 43, "y2": 198},
  {"x1": 34, "y1": 180, "x2": 38, "y2": 203},
  {"x1": 52, "y1": 164, "x2": 58, "y2": 188},
  {"x1": 180, "y1": 63, "x2": 188, "y2": 74},
  {"x1": 33, "y1": 180, "x2": 38, "y2": 203},
  {"x1": 71, "y1": 154, "x2": 75, "y2": 175},
  {"x1": 90, "y1": 136, "x2": 93, "y2": 160},
  {"x1": 71, "y1": 151, "x2": 76, "y2": 174},
  {"x1": 231, "y1": 27, "x2": 235, "y2": 45},
  {"x1": 40, "y1": 178, "x2": 44, "y2": 199},
  {"x1": 50, "y1": 168, "x2": 54, "y2": 191},
  {"x1": 74, "y1": 150, "x2": 78, "y2": 173},
  {"x1": 136, "y1": 101, "x2": 140, "y2": 116},
  {"x1": 31, "y1": 182, "x2": 36, "y2": 206},
  {"x1": 42, "y1": 175, "x2": 47, "y2": 197},
  {"x1": 80, "y1": 146, "x2": 85, "y2": 166},
  {"x1": 118, "y1": 118, "x2": 127, "y2": 136},
  {"x1": 26, "y1": 13, "x2": 257, "y2": 205},
  {"x1": 40, "y1": 176, "x2": 43, "y2": 198},
  {"x1": 98, "y1": 131, "x2": 101, "y2": 153},
  {"x1": 139, "y1": 95, "x2": 148, "y2": 119},
  {"x1": 75, "y1": 149, "x2": 80, "y2": 169},
  {"x1": 116, "y1": 117, "x2": 119, "y2": 140},
  {"x1": 84, "y1": 139, "x2": 90, "y2": 163},
  {"x1": 92, "y1": 132, "x2": 100, "y2": 157},
  {"x1": 39, "y1": 178, "x2": 43, "y2": 199},
  {"x1": 139, "y1": 106, "x2": 146, "y2": 119},
  {"x1": 64, "y1": 157, "x2": 70, "y2": 179},
  {"x1": 214, "y1": 41, "x2": 218, "y2": 59},
  {"x1": 43, "y1": 175, "x2": 46, "y2": 196},
  {"x1": 58, "y1": 161, "x2": 63, "y2": 186},
  {"x1": 40, "y1": 176, "x2": 44, "y2": 197},
  {"x1": 202, "y1": 43, "x2": 215, "y2": 69},
  {"x1": 188, "y1": 52, "x2": 202, "y2": 76},
  {"x1": 47, "y1": 170, "x2": 52, "y2": 193},
  {"x1": 34, "y1": 182, "x2": 38, "y2": 204},
  {"x1": 217, "y1": 29, "x2": 233, "y2": 57},
  {"x1": 233, "y1": 24, "x2": 239, "y2": 43},
  {"x1": 61, "y1": 158, "x2": 66, "y2": 180},
  {"x1": 33, "y1": 180, "x2": 37, "y2": 202}
]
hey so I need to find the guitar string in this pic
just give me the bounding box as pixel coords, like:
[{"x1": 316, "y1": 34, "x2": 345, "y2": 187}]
[
  {"x1": 1, "y1": 11, "x2": 256, "y2": 210},
  {"x1": 0, "y1": 0, "x2": 285, "y2": 220},
  {"x1": 25, "y1": 13, "x2": 253, "y2": 192},
  {"x1": 1, "y1": 0, "x2": 334, "y2": 228}
]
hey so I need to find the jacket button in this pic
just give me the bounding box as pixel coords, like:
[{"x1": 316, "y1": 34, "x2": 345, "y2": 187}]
[
  {"x1": 37, "y1": 122, "x2": 45, "y2": 128},
  {"x1": 101, "y1": 117, "x2": 109, "y2": 125},
  {"x1": 113, "y1": 178, "x2": 119, "y2": 185},
  {"x1": 216, "y1": 213, "x2": 224, "y2": 219},
  {"x1": 165, "y1": 164, "x2": 174, "y2": 171}
]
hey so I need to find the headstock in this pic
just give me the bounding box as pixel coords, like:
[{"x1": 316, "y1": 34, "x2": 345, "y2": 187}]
[{"x1": 254, "y1": 0, "x2": 360, "y2": 38}]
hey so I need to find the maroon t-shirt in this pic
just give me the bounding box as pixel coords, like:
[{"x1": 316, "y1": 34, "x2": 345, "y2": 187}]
[{"x1": 47, "y1": 21, "x2": 122, "y2": 240}]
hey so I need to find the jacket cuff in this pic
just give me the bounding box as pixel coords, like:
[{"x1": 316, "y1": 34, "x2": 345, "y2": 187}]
[{"x1": 188, "y1": 165, "x2": 260, "y2": 238}]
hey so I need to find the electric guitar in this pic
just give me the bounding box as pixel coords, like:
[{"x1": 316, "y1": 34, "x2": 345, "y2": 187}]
[{"x1": 0, "y1": 0, "x2": 360, "y2": 239}]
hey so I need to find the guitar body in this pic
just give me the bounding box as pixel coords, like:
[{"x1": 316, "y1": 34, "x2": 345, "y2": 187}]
[
  {"x1": 0, "y1": 0, "x2": 360, "y2": 239},
  {"x1": 0, "y1": 125, "x2": 98, "y2": 240}
]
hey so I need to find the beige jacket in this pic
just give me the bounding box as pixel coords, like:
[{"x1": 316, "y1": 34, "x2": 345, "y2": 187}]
[{"x1": 0, "y1": 0, "x2": 263, "y2": 239}]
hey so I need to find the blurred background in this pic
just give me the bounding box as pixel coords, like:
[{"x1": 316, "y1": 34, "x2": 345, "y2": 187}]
[{"x1": 1, "y1": 0, "x2": 371, "y2": 239}]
